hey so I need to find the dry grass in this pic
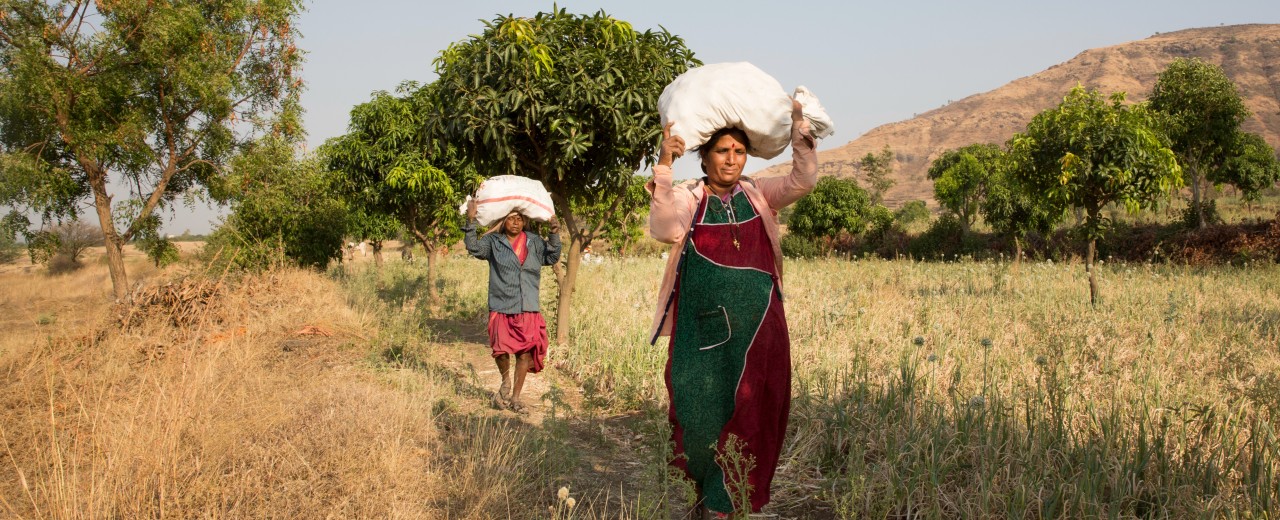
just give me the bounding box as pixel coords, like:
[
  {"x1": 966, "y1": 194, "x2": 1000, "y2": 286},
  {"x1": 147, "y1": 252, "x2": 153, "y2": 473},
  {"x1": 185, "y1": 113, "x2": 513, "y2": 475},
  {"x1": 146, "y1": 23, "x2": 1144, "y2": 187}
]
[
  {"x1": 6, "y1": 244, "x2": 1278, "y2": 518},
  {"x1": 0, "y1": 252, "x2": 553, "y2": 518},
  {"x1": 549, "y1": 255, "x2": 1280, "y2": 517}
]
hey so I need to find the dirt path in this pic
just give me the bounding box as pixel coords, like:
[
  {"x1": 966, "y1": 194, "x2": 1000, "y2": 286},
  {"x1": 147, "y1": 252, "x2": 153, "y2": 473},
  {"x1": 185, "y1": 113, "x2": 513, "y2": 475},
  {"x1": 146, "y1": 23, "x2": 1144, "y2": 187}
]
[{"x1": 419, "y1": 316, "x2": 683, "y2": 518}]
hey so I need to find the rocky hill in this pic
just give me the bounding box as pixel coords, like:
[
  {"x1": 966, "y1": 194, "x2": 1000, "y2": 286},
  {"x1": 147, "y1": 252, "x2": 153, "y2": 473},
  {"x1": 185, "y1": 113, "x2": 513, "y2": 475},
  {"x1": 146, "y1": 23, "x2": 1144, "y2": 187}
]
[{"x1": 756, "y1": 24, "x2": 1280, "y2": 207}]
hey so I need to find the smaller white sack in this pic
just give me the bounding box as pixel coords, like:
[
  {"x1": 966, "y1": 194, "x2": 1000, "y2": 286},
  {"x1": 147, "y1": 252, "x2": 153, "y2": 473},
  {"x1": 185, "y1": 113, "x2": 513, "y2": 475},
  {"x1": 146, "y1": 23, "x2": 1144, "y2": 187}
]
[
  {"x1": 458, "y1": 175, "x2": 556, "y2": 228},
  {"x1": 793, "y1": 85, "x2": 835, "y2": 140}
]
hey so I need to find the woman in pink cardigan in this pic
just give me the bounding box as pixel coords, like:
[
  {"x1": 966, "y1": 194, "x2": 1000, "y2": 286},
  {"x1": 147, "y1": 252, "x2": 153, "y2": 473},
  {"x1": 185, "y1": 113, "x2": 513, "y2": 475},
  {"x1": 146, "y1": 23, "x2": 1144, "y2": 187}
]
[{"x1": 646, "y1": 100, "x2": 817, "y2": 517}]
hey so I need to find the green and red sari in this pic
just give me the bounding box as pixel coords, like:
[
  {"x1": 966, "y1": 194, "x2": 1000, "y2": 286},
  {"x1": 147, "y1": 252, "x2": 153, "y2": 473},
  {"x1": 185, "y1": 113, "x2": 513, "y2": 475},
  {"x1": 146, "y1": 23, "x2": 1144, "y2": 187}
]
[{"x1": 665, "y1": 187, "x2": 791, "y2": 514}]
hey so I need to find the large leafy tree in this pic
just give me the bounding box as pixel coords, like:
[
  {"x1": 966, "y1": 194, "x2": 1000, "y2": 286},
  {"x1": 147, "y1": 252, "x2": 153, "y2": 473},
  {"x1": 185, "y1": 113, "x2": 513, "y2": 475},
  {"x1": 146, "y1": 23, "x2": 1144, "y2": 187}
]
[
  {"x1": 1148, "y1": 58, "x2": 1251, "y2": 228},
  {"x1": 788, "y1": 176, "x2": 872, "y2": 254},
  {"x1": 0, "y1": 0, "x2": 303, "y2": 300},
  {"x1": 429, "y1": 9, "x2": 698, "y2": 345},
  {"x1": 324, "y1": 83, "x2": 479, "y2": 299},
  {"x1": 927, "y1": 143, "x2": 1002, "y2": 236},
  {"x1": 1009, "y1": 86, "x2": 1182, "y2": 305}
]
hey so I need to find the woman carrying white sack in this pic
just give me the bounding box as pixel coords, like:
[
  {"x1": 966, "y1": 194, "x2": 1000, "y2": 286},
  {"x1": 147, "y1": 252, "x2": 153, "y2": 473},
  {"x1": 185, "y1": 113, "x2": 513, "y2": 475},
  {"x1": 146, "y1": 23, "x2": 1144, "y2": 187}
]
[
  {"x1": 463, "y1": 194, "x2": 561, "y2": 414},
  {"x1": 647, "y1": 64, "x2": 822, "y2": 515}
]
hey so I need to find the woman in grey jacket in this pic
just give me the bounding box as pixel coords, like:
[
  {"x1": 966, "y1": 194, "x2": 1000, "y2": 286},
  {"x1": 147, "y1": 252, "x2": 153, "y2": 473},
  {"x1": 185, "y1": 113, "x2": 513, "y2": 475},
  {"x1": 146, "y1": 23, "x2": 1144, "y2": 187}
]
[{"x1": 463, "y1": 201, "x2": 561, "y2": 413}]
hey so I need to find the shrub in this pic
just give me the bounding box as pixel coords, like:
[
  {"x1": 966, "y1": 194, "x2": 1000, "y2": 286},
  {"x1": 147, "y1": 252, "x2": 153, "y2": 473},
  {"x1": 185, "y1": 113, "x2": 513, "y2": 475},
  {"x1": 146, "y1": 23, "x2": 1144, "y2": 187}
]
[
  {"x1": 0, "y1": 231, "x2": 20, "y2": 264},
  {"x1": 781, "y1": 233, "x2": 821, "y2": 259},
  {"x1": 1180, "y1": 199, "x2": 1223, "y2": 228},
  {"x1": 894, "y1": 200, "x2": 930, "y2": 226},
  {"x1": 907, "y1": 214, "x2": 965, "y2": 260}
]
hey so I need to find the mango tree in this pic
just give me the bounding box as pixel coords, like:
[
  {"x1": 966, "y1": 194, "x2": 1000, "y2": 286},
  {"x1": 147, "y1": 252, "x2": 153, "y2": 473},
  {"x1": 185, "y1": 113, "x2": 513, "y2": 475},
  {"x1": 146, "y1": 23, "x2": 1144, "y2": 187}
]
[
  {"x1": 1009, "y1": 86, "x2": 1182, "y2": 305},
  {"x1": 0, "y1": 0, "x2": 303, "y2": 300},
  {"x1": 977, "y1": 147, "x2": 1062, "y2": 275},
  {"x1": 928, "y1": 143, "x2": 1002, "y2": 237},
  {"x1": 428, "y1": 9, "x2": 698, "y2": 345},
  {"x1": 1148, "y1": 58, "x2": 1251, "y2": 228},
  {"x1": 787, "y1": 176, "x2": 872, "y2": 255},
  {"x1": 323, "y1": 83, "x2": 479, "y2": 302}
]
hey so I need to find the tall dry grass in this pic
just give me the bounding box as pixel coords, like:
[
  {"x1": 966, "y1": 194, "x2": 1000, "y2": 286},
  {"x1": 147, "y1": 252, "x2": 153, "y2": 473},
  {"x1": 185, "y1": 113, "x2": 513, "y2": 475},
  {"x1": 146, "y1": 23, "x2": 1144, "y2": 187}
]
[
  {"x1": 0, "y1": 256, "x2": 559, "y2": 518},
  {"x1": 7, "y1": 246, "x2": 1278, "y2": 518},
  {"x1": 544, "y1": 255, "x2": 1280, "y2": 517}
]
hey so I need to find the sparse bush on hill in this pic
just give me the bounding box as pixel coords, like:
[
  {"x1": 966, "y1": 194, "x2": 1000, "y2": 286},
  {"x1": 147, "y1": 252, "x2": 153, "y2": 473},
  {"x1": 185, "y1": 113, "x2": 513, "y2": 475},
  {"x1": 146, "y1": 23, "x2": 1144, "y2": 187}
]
[{"x1": 23, "y1": 220, "x2": 104, "y2": 273}]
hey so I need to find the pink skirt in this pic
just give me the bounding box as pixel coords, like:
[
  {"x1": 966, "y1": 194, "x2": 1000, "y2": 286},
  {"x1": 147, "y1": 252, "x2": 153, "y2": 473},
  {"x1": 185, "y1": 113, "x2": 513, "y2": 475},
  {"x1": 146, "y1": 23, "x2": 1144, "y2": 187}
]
[{"x1": 487, "y1": 312, "x2": 549, "y2": 373}]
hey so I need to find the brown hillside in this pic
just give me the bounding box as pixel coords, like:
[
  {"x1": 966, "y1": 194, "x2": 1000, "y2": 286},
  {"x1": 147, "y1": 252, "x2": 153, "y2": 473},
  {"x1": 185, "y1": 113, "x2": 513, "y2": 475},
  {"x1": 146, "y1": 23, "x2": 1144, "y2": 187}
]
[{"x1": 757, "y1": 24, "x2": 1280, "y2": 208}]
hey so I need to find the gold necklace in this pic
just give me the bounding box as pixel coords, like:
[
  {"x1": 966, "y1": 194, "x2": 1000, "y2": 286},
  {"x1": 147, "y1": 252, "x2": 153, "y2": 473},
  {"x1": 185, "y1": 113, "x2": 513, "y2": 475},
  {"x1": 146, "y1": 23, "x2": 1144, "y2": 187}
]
[{"x1": 718, "y1": 195, "x2": 741, "y2": 250}]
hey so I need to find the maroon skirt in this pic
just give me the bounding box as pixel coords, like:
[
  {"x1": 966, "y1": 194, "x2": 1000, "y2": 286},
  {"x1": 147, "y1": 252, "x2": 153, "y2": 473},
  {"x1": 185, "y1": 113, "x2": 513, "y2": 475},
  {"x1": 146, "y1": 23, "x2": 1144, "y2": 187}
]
[{"x1": 487, "y1": 311, "x2": 549, "y2": 373}]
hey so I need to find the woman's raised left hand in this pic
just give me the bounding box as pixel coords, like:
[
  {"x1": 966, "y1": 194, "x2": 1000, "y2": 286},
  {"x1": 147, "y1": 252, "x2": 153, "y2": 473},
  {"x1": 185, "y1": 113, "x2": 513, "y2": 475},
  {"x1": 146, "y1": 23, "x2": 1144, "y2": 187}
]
[{"x1": 791, "y1": 98, "x2": 805, "y2": 123}]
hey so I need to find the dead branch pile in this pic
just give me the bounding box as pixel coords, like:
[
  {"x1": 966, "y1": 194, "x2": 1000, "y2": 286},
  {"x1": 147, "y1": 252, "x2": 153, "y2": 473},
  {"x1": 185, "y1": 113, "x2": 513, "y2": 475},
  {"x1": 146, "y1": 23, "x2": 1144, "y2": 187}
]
[{"x1": 122, "y1": 277, "x2": 227, "y2": 329}]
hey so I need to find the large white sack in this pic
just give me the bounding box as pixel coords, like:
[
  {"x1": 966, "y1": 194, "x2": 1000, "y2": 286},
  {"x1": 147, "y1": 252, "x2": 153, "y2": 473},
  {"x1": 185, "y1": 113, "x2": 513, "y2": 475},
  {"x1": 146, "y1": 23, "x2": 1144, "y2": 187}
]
[
  {"x1": 657, "y1": 62, "x2": 834, "y2": 160},
  {"x1": 459, "y1": 175, "x2": 556, "y2": 227}
]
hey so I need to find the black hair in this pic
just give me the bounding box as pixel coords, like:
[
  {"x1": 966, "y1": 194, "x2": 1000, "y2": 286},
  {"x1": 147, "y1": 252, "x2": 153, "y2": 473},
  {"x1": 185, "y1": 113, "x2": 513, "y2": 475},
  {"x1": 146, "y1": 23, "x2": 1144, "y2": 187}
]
[{"x1": 696, "y1": 127, "x2": 751, "y2": 173}]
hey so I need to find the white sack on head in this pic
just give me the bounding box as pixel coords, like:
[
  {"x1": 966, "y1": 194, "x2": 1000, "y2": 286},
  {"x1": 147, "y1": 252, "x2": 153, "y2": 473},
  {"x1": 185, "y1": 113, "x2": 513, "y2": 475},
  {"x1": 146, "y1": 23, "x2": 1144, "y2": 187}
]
[
  {"x1": 458, "y1": 175, "x2": 556, "y2": 228},
  {"x1": 657, "y1": 62, "x2": 834, "y2": 160}
]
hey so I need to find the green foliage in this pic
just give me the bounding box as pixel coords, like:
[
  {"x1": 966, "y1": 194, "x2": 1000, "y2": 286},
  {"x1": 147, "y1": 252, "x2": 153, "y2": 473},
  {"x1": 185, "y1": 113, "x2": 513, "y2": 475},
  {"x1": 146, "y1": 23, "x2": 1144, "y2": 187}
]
[
  {"x1": 893, "y1": 200, "x2": 930, "y2": 226},
  {"x1": 780, "y1": 233, "x2": 821, "y2": 259},
  {"x1": 860, "y1": 146, "x2": 895, "y2": 205},
  {"x1": 1180, "y1": 199, "x2": 1223, "y2": 229},
  {"x1": 324, "y1": 83, "x2": 478, "y2": 253},
  {"x1": 204, "y1": 137, "x2": 347, "y2": 271},
  {"x1": 429, "y1": 8, "x2": 698, "y2": 233},
  {"x1": 788, "y1": 177, "x2": 872, "y2": 242},
  {"x1": 1008, "y1": 86, "x2": 1182, "y2": 241},
  {"x1": 0, "y1": 211, "x2": 27, "y2": 264},
  {"x1": 1149, "y1": 58, "x2": 1253, "y2": 226},
  {"x1": 928, "y1": 143, "x2": 1002, "y2": 233},
  {"x1": 979, "y1": 159, "x2": 1063, "y2": 248},
  {"x1": 592, "y1": 175, "x2": 651, "y2": 254},
  {"x1": 0, "y1": 0, "x2": 304, "y2": 295},
  {"x1": 866, "y1": 204, "x2": 895, "y2": 239},
  {"x1": 1221, "y1": 132, "x2": 1280, "y2": 202},
  {"x1": 907, "y1": 214, "x2": 966, "y2": 259}
]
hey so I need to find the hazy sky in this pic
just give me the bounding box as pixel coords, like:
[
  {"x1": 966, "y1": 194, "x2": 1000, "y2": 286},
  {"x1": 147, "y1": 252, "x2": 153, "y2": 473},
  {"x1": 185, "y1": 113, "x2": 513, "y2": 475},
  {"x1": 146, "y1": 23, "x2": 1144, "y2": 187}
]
[{"x1": 145, "y1": 1, "x2": 1280, "y2": 232}]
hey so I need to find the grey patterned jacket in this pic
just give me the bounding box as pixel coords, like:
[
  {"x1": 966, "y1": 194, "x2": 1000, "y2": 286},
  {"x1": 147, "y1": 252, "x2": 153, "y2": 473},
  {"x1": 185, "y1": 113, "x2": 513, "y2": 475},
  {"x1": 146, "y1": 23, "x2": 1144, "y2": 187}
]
[{"x1": 462, "y1": 221, "x2": 561, "y2": 314}]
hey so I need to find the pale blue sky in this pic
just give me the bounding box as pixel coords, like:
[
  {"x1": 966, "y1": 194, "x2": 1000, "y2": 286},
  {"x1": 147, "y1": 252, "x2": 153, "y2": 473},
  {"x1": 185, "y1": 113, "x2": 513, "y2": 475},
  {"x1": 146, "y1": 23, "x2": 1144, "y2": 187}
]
[{"x1": 157, "y1": 1, "x2": 1280, "y2": 232}]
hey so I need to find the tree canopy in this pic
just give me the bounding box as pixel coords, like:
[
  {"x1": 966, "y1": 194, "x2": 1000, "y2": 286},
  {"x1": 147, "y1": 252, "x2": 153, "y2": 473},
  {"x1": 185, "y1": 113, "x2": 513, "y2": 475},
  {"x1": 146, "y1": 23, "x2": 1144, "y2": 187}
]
[
  {"x1": 927, "y1": 143, "x2": 1002, "y2": 236},
  {"x1": 0, "y1": 0, "x2": 304, "y2": 299},
  {"x1": 860, "y1": 145, "x2": 895, "y2": 205},
  {"x1": 323, "y1": 82, "x2": 479, "y2": 290},
  {"x1": 1008, "y1": 86, "x2": 1182, "y2": 304},
  {"x1": 1148, "y1": 58, "x2": 1251, "y2": 228},
  {"x1": 428, "y1": 8, "x2": 698, "y2": 345},
  {"x1": 788, "y1": 176, "x2": 872, "y2": 253}
]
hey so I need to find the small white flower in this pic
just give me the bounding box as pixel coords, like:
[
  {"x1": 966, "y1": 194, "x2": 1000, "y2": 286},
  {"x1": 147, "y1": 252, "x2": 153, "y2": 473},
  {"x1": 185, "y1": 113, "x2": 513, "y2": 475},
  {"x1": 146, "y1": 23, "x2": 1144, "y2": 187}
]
[
  {"x1": 566, "y1": 497, "x2": 576, "y2": 509},
  {"x1": 558, "y1": 486, "x2": 569, "y2": 501}
]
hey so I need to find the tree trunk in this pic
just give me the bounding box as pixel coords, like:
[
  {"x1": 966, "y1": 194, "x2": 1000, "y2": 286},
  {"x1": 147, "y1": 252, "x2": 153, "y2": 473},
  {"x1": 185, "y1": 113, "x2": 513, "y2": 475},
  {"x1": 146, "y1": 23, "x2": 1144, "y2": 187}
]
[
  {"x1": 1012, "y1": 236, "x2": 1022, "y2": 292},
  {"x1": 86, "y1": 162, "x2": 129, "y2": 301},
  {"x1": 1190, "y1": 167, "x2": 1206, "y2": 229},
  {"x1": 411, "y1": 230, "x2": 440, "y2": 306},
  {"x1": 554, "y1": 232, "x2": 583, "y2": 347},
  {"x1": 427, "y1": 246, "x2": 440, "y2": 304},
  {"x1": 1087, "y1": 238, "x2": 1098, "y2": 307}
]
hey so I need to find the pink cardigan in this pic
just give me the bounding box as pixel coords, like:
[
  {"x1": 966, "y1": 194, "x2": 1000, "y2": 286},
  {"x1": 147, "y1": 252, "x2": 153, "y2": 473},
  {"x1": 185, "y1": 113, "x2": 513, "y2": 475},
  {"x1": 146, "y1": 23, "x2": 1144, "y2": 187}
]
[{"x1": 645, "y1": 121, "x2": 818, "y2": 342}]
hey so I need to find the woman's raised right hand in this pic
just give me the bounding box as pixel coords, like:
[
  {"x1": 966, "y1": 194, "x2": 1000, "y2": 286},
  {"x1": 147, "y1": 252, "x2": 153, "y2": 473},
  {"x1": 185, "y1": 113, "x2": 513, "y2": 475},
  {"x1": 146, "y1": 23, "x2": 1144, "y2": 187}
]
[{"x1": 658, "y1": 121, "x2": 685, "y2": 167}]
